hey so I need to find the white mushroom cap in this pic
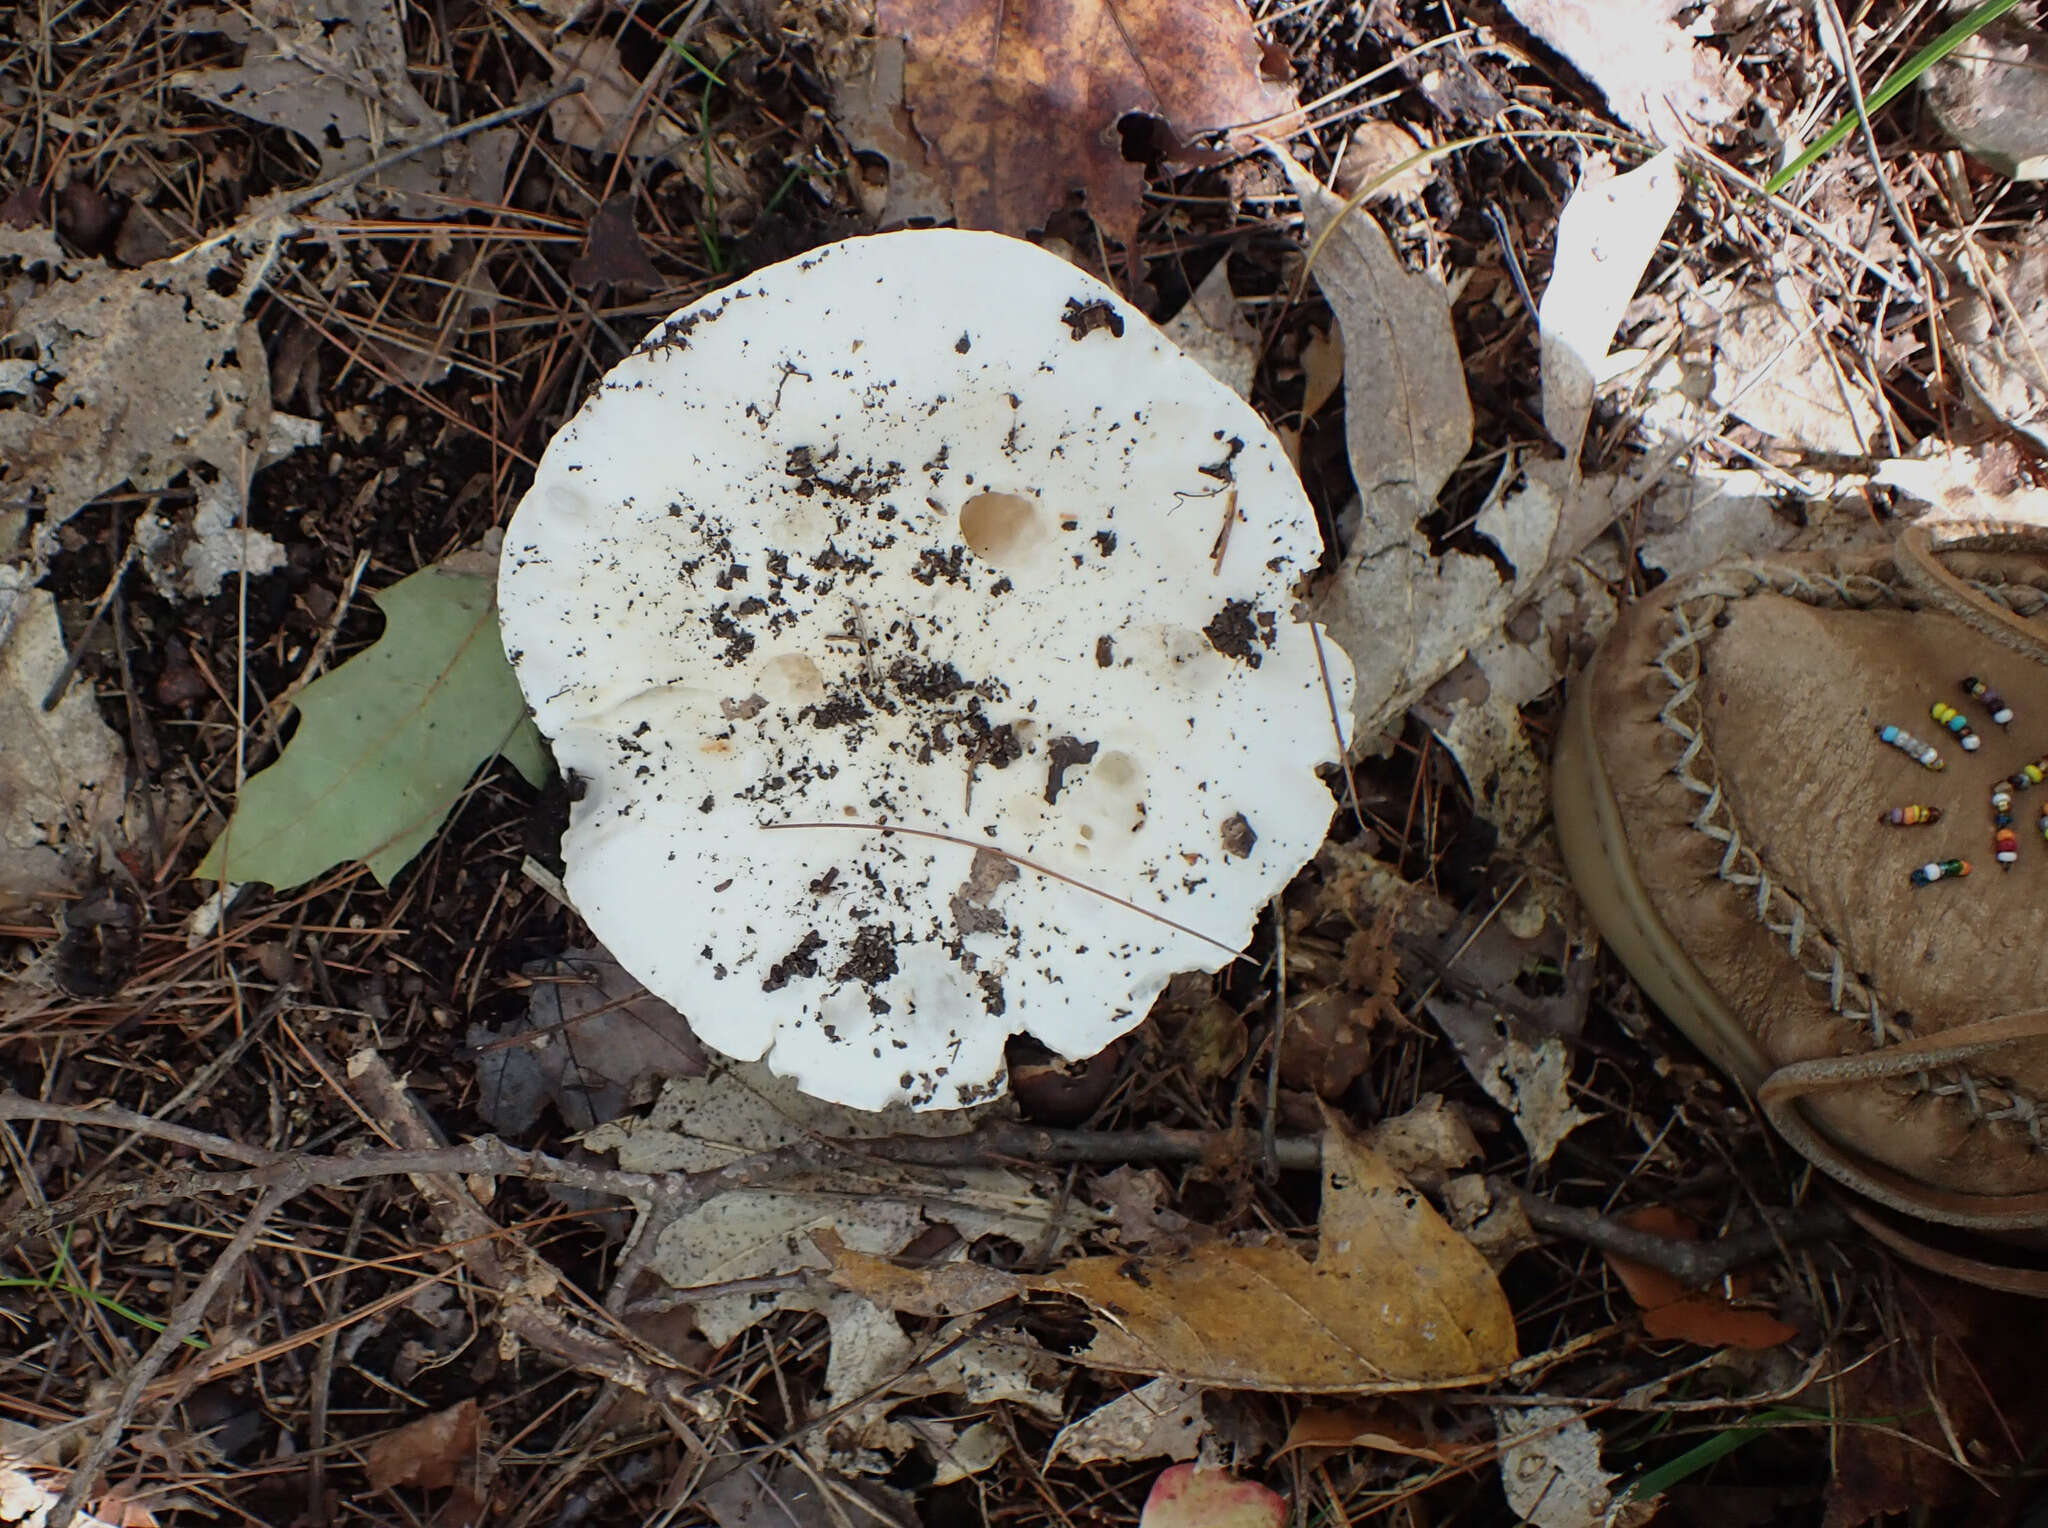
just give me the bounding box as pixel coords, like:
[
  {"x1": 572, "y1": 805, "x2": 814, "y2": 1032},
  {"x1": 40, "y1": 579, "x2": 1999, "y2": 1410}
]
[{"x1": 500, "y1": 229, "x2": 1354, "y2": 1111}]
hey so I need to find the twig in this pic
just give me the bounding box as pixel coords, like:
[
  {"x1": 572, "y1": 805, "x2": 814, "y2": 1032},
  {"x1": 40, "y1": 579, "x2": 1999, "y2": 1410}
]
[
  {"x1": 178, "y1": 79, "x2": 590, "y2": 265},
  {"x1": 258, "y1": 548, "x2": 371, "y2": 751},
  {"x1": 48, "y1": 1183, "x2": 293, "y2": 1528},
  {"x1": 339, "y1": 1052, "x2": 725, "y2": 1423},
  {"x1": 1499, "y1": 1179, "x2": 1855, "y2": 1288},
  {"x1": 1813, "y1": 0, "x2": 1947, "y2": 300},
  {"x1": 39, "y1": 532, "x2": 142, "y2": 712}
]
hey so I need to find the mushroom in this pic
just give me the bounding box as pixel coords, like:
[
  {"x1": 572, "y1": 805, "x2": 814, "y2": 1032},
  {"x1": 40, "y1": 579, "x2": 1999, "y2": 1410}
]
[{"x1": 500, "y1": 229, "x2": 1355, "y2": 1111}]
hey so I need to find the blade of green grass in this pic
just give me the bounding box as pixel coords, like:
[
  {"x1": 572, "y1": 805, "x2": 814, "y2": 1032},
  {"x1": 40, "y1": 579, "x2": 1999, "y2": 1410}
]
[{"x1": 1765, "y1": 0, "x2": 2022, "y2": 194}]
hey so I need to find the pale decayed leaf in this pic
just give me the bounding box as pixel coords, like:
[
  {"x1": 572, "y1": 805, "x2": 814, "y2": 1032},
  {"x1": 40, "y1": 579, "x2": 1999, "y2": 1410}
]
[
  {"x1": 1426, "y1": 1001, "x2": 1592, "y2": 1167},
  {"x1": 1924, "y1": 17, "x2": 2048, "y2": 181},
  {"x1": 1287, "y1": 164, "x2": 1470, "y2": 512},
  {"x1": 820, "y1": 1112, "x2": 1518, "y2": 1391},
  {"x1": 1287, "y1": 164, "x2": 1491, "y2": 747},
  {"x1": 1704, "y1": 277, "x2": 1885, "y2": 457},
  {"x1": 1051, "y1": 1378, "x2": 1211, "y2": 1466},
  {"x1": 1497, "y1": 0, "x2": 1749, "y2": 146},
  {"x1": 1879, "y1": 442, "x2": 2048, "y2": 529},
  {"x1": 1160, "y1": 262, "x2": 1261, "y2": 400},
  {"x1": 0, "y1": 591, "x2": 125, "y2": 916},
  {"x1": 0, "y1": 229, "x2": 277, "y2": 639},
  {"x1": 1946, "y1": 242, "x2": 2048, "y2": 452},
  {"x1": 1495, "y1": 1405, "x2": 1619, "y2": 1528},
  {"x1": 195, "y1": 558, "x2": 548, "y2": 889},
  {"x1": 585, "y1": 1066, "x2": 1093, "y2": 1347},
  {"x1": 1539, "y1": 152, "x2": 1684, "y2": 459}
]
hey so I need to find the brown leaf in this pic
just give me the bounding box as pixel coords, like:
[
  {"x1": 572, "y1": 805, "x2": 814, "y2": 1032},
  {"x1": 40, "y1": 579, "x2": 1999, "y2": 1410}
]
[
  {"x1": 1602, "y1": 1208, "x2": 1796, "y2": 1352},
  {"x1": 816, "y1": 1113, "x2": 1516, "y2": 1390},
  {"x1": 1276, "y1": 1404, "x2": 1471, "y2": 1464},
  {"x1": 878, "y1": 0, "x2": 1297, "y2": 243},
  {"x1": 570, "y1": 196, "x2": 662, "y2": 293},
  {"x1": 1824, "y1": 1273, "x2": 2045, "y2": 1528},
  {"x1": 1040, "y1": 1115, "x2": 1513, "y2": 1388},
  {"x1": 365, "y1": 1400, "x2": 483, "y2": 1492},
  {"x1": 471, "y1": 948, "x2": 707, "y2": 1133},
  {"x1": 811, "y1": 1228, "x2": 1022, "y2": 1318}
]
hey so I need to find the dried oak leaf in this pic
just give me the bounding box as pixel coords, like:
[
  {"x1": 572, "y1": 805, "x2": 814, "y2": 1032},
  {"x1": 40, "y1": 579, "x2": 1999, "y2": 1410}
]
[
  {"x1": 820, "y1": 1109, "x2": 1517, "y2": 1390},
  {"x1": 171, "y1": 0, "x2": 512, "y2": 220},
  {"x1": 877, "y1": 0, "x2": 1298, "y2": 243},
  {"x1": 0, "y1": 230, "x2": 271, "y2": 537}
]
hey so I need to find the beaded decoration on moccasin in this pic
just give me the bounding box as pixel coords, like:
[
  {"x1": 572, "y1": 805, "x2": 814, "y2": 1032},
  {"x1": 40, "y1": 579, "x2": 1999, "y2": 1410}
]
[{"x1": 1554, "y1": 522, "x2": 2048, "y2": 1291}]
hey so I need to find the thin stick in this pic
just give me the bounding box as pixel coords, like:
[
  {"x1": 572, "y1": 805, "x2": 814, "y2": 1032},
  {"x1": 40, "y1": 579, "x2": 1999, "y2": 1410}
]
[
  {"x1": 1261, "y1": 893, "x2": 1287, "y2": 1180},
  {"x1": 1208, "y1": 488, "x2": 1240, "y2": 574},
  {"x1": 48, "y1": 1183, "x2": 292, "y2": 1528},
  {"x1": 40, "y1": 532, "x2": 142, "y2": 711},
  {"x1": 760, "y1": 819, "x2": 1242, "y2": 958},
  {"x1": 260, "y1": 549, "x2": 370, "y2": 749},
  {"x1": 1813, "y1": 0, "x2": 1946, "y2": 300}
]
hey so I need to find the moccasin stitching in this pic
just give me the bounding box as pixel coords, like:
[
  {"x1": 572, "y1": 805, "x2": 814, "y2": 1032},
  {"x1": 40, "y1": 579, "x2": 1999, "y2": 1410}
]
[{"x1": 1651, "y1": 566, "x2": 2048, "y2": 1142}]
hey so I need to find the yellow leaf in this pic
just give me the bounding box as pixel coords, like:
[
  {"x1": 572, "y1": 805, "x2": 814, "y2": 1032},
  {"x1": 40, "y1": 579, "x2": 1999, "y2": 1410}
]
[
  {"x1": 816, "y1": 1113, "x2": 1517, "y2": 1392},
  {"x1": 1037, "y1": 1112, "x2": 1515, "y2": 1390}
]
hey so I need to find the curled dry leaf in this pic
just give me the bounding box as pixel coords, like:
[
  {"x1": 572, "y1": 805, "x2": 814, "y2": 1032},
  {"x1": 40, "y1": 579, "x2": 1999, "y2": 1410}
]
[
  {"x1": 1139, "y1": 1464, "x2": 1285, "y2": 1528},
  {"x1": 471, "y1": 947, "x2": 708, "y2": 1134},
  {"x1": 1602, "y1": 1206, "x2": 1797, "y2": 1351},
  {"x1": 1538, "y1": 151, "x2": 1683, "y2": 460},
  {"x1": 1333, "y1": 120, "x2": 1432, "y2": 203},
  {"x1": 1277, "y1": 1403, "x2": 1476, "y2": 1465}
]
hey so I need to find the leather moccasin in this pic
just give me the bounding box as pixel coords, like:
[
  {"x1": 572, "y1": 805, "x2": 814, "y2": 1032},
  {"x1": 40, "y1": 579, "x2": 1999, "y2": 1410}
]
[{"x1": 1554, "y1": 522, "x2": 2048, "y2": 1290}]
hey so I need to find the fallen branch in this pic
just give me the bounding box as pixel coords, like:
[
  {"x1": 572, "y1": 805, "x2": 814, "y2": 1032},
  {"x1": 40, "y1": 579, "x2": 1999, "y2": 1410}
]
[{"x1": 1498, "y1": 1180, "x2": 1855, "y2": 1288}]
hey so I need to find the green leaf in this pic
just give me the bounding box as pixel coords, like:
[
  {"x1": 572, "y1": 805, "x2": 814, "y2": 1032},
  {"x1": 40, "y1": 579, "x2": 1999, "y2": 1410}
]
[{"x1": 195, "y1": 559, "x2": 549, "y2": 890}]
